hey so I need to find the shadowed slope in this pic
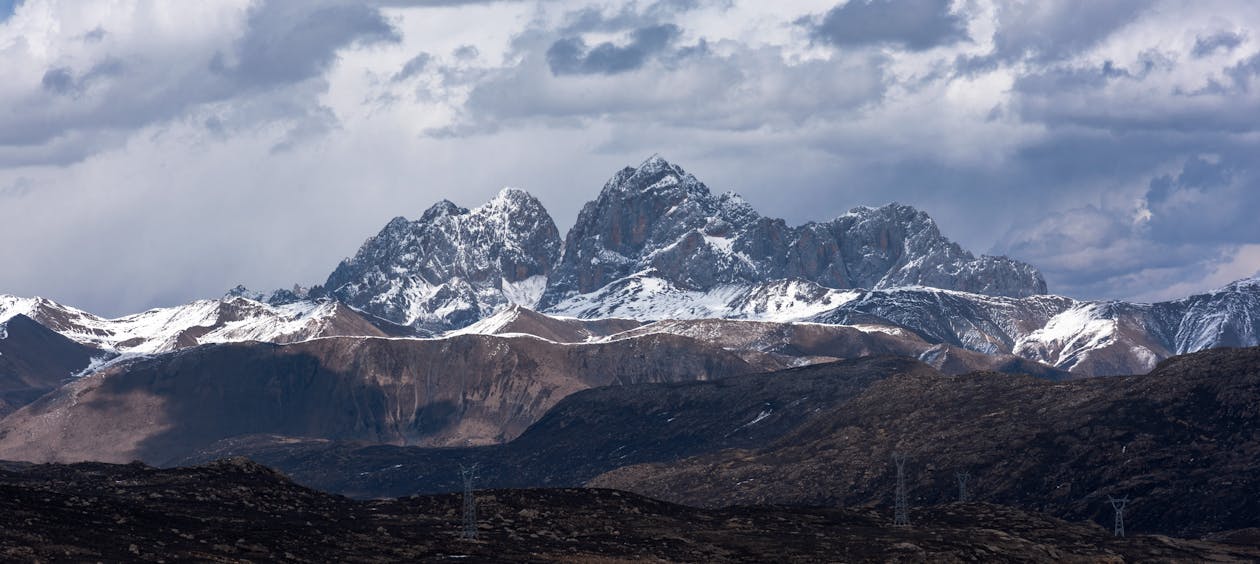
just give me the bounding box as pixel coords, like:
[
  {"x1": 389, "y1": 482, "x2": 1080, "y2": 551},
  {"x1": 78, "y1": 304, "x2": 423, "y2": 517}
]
[{"x1": 0, "y1": 333, "x2": 753, "y2": 465}]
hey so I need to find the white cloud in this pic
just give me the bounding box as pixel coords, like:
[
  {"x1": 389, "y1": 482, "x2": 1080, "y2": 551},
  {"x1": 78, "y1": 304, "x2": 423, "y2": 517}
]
[{"x1": 1, "y1": 0, "x2": 1259, "y2": 314}]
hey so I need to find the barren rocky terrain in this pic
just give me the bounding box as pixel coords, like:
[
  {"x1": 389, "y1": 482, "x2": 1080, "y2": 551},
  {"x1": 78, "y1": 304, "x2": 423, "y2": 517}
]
[
  {"x1": 1, "y1": 458, "x2": 1256, "y2": 563},
  {"x1": 178, "y1": 357, "x2": 936, "y2": 497},
  {"x1": 0, "y1": 332, "x2": 754, "y2": 464},
  {"x1": 593, "y1": 346, "x2": 1260, "y2": 537}
]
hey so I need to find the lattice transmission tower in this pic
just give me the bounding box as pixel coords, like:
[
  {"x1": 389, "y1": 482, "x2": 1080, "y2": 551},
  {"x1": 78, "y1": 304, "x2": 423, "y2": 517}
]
[
  {"x1": 1108, "y1": 495, "x2": 1129, "y2": 537},
  {"x1": 460, "y1": 463, "x2": 479, "y2": 540},
  {"x1": 956, "y1": 472, "x2": 971, "y2": 502},
  {"x1": 893, "y1": 453, "x2": 910, "y2": 527}
]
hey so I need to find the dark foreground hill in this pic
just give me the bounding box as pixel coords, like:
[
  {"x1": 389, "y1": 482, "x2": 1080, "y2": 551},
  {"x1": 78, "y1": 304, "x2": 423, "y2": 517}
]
[
  {"x1": 185, "y1": 348, "x2": 1260, "y2": 538},
  {"x1": 593, "y1": 346, "x2": 1260, "y2": 537},
  {"x1": 179, "y1": 357, "x2": 937, "y2": 497},
  {"x1": 0, "y1": 458, "x2": 1255, "y2": 563}
]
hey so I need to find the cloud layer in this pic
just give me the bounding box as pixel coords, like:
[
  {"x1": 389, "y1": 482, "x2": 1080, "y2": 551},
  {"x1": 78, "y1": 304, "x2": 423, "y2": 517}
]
[{"x1": 1, "y1": 0, "x2": 1258, "y2": 315}]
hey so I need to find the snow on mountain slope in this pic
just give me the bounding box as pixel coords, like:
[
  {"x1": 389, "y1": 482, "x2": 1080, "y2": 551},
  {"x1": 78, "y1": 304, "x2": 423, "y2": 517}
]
[
  {"x1": 450, "y1": 304, "x2": 640, "y2": 343},
  {"x1": 325, "y1": 188, "x2": 562, "y2": 331},
  {"x1": 316, "y1": 156, "x2": 1045, "y2": 333},
  {"x1": 806, "y1": 277, "x2": 1260, "y2": 375},
  {"x1": 1162, "y1": 276, "x2": 1260, "y2": 353},
  {"x1": 545, "y1": 272, "x2": 861, "y2": 322},
  {"x1": 0, "y1": 294, "x2": 394, "y2": 354},
  {"x1": 538, "y1": 155, "x2": 1046, "y2": 312}
]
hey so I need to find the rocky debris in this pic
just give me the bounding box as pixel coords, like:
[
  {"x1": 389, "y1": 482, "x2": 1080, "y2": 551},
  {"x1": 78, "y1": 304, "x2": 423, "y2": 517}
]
[
  {"x1": 0, "y1": 459, "x2": 1255, "y2": 563},
  {"x1": 0, "y1": 333, "x2": 755, "y2": 465},
  {"x1": 325, "y1": 188, "x2": 562, "y2": 330},
  {"x1": 592, "y1": 346, "x2": 1260, "y2": 537}
]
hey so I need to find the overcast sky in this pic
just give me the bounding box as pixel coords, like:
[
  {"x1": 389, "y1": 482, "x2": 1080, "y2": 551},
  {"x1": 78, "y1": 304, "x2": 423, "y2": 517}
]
[{"x1": 1, "y1": 0, "x2": 1258, "y2": 316}]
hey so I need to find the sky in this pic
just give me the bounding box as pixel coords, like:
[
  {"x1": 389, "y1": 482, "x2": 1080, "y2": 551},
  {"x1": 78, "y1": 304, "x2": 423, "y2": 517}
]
[{"x1": 1, "y1": 0, "x2": 1258, "y2": 316}]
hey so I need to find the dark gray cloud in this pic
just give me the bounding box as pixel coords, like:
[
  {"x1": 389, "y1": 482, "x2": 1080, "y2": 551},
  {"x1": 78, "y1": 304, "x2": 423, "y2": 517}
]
[
  {"x1": 213, "y1": 1, "x2": 399, "y2": 86},
  {"x1": 804, "y1": 0, "x2": 967, "y2": 51},
  {"x1": 547, "y1": 24, "x2": 682, "y2": 75},
  {"x1": 1226, "y1": 52, "x2": 1260, "y2": 91},
  {"x1": 995, "y1": 143, "x2": 1260, "y2": 299},
  {"x1": 39, "y1": 67, "x2": 76, "y2": 95},
  {"x1": 557, "y1": 0, "x2": 709, "y2": 35},
  {"x1": 0, "y1": 0, "x2": 398, "y2": 167},
  {"x1": 270, "y1": 106, "x2": 341, "y2": 153},
  {"x1": 38, "y1": 59, "x2": 125, "y2": 97},
  {"x1": 992, "y1": 1, "x2": 1152, "y2": 62},
  {"x1": 454, "y1": 37, "x2": 886, "y2": 134},
  {"x1": 81, "y1": 26, "x2": 107, "y2": 43},
  {"x1": 1193, "y1": 31, "x2": 1245, "y2": 57},
  {"x1": 393, "y1": 52, "x2": 432, "y2": 82},
  {"x1": 0, "y1": 177, "x2": 31, "y2": 199},
  {"x1": 1013, "y1": 48, "x2": 1260, "y2": 135},
  {"x1": 1144, "y1": 156, "x2": 1260, "y2": 245}
]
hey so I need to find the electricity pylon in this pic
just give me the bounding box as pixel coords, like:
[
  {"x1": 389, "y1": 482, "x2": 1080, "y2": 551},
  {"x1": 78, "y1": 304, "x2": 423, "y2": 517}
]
[
  {"x1": 956, "y1": 472, "x2": 970, "y2": 502},
  {"x1": 893, "y1": 453, "x2": 910, "y2": 527},
  {"x1": 1108, "y1": 495, "x2": 1129, "y2": 537},
  {"x1": 460, "y1": 464, "x2": 479, "y2": 540}
]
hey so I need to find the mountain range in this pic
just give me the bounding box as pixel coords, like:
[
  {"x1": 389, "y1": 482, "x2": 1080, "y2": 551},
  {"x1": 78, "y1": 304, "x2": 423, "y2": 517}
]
[
  {"x1": 1, "y1": 156, "x2": 1259, "y2": 545},
  {"x1": 3, "y1": 156, "x2": 1256, "y2": 382}
]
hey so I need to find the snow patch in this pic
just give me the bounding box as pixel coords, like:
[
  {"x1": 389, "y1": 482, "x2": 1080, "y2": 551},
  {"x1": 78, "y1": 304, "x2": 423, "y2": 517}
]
[
  {"x1": 547, "y1": 275, "x2": 860, "y2": 324},
  {"x1": 740, "y1": 409, "x2": 773, "y2": 428},
  {"x1": 1013, "y1": 304, "x2": 1118, "y2": 370},
  {"x1": 501, "y1": 275, "x2": 547, "y2": 308}
]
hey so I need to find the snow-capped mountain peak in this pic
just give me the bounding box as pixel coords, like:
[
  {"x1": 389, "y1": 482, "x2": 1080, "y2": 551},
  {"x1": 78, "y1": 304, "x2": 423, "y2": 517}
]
[
  {"x1": 324, "y1": 187, "x2": 562, "y2": 330},
  {"x1": 538, "y1": 158, "x2": 1047, "y2": 312}
]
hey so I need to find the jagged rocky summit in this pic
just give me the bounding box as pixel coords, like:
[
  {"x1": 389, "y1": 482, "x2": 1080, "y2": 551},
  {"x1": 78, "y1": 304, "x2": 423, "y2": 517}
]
[
  {"x1": 324, "y1": 156, "x2": 1046, "y2": 331},
  {"x1": 324, "y1": 188, "x2": 561, "y2": 330},
  {"x1": 539, "y1": 156, "x2": 1045, "y2": 310}
]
